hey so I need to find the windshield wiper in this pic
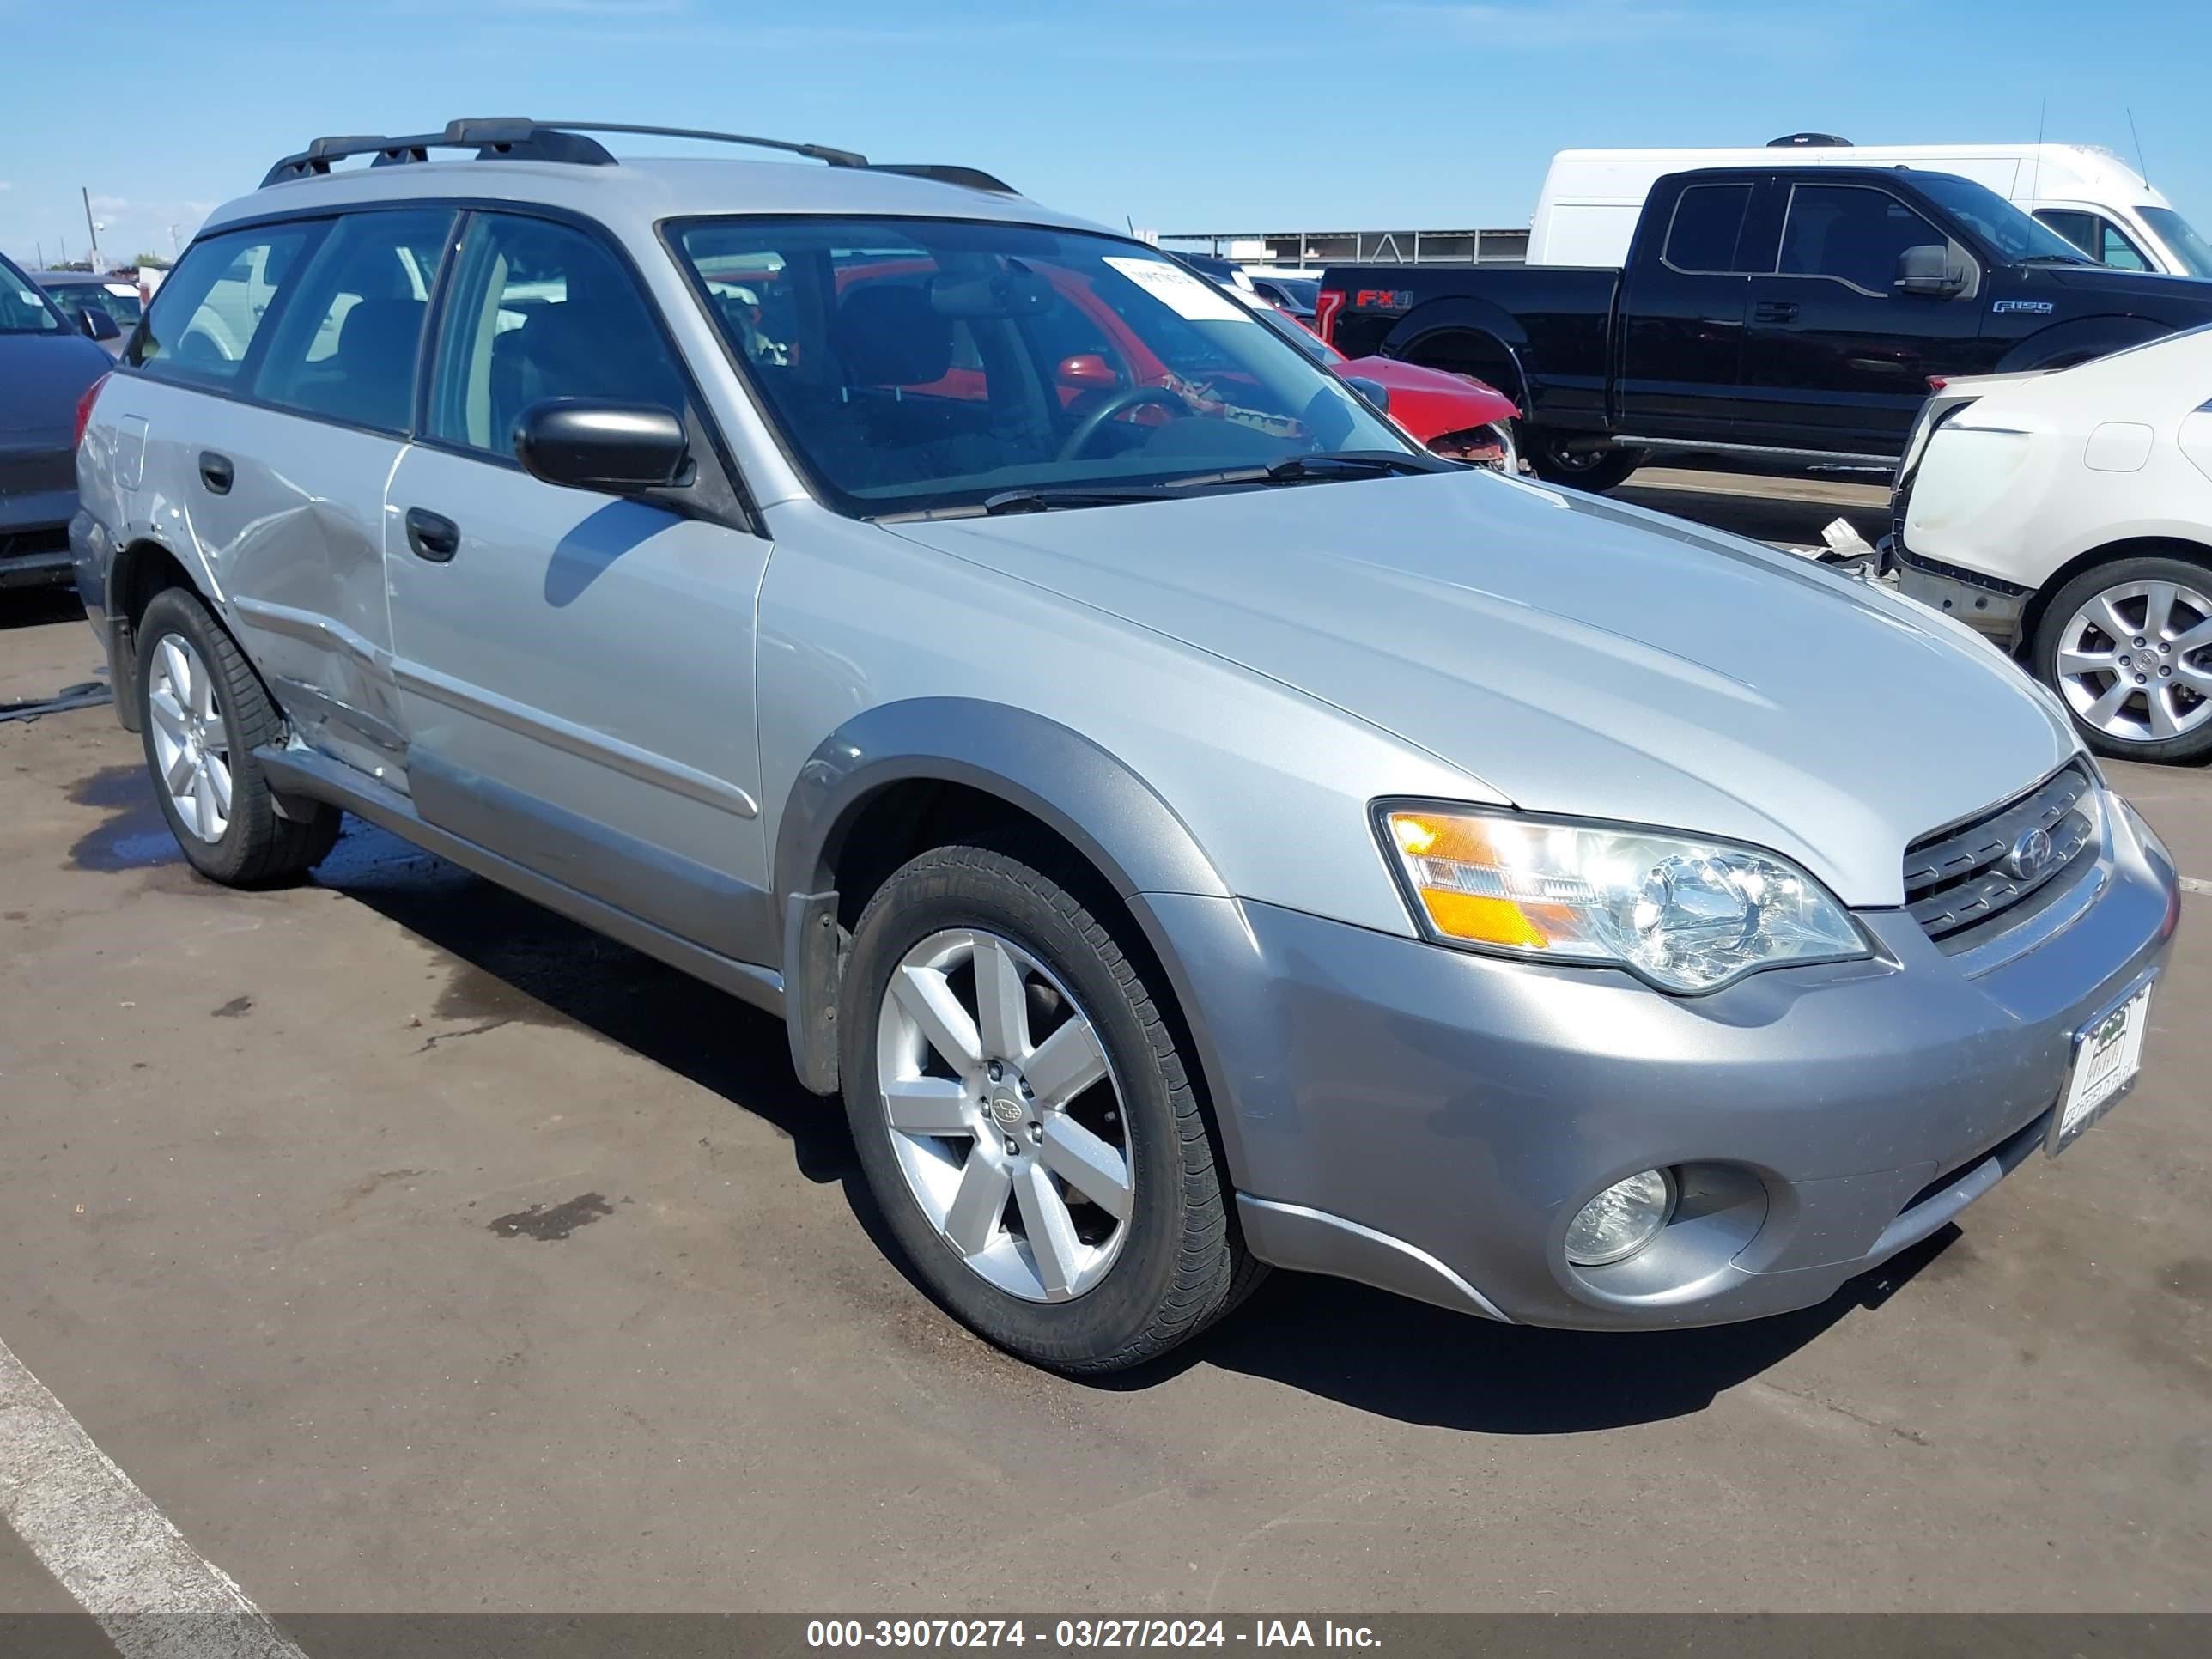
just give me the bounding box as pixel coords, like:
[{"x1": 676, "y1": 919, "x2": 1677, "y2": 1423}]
[
  {"x1": 1165, "y1": 449, "x2": 1455, "y2": 491},
  {"x1": 876, "y1": 485, "x2": 1175, "y2": 522},
  {"x1": 2018, "y1": 252, "x2": 2094, "y2": 265},
  {"x1": 980, "y1": 486, "x2": 1176, "y2": 515}
]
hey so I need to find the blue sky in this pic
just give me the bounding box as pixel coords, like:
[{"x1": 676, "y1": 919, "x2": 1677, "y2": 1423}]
[{"x1": 3, "y1": 0, "x2": 2206, "y2": 267}]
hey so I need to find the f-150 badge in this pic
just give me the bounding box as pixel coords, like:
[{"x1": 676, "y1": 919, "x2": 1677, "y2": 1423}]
[{"x1": 1991, "y1": 300, "x2": 2057, "y2": 314}]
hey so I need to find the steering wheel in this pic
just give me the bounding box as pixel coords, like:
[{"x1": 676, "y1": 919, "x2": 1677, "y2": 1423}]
[{"x1": 1056, "y1": 385, "x2": 1190, "y2": 461}]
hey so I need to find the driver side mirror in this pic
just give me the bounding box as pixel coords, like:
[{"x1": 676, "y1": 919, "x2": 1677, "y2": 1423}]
[
  {"x1": 514, "y1": 399, "x2": 690, "y2": 495},
  {"x1": 1894, "y1": 245, "x2": 1966, "y2": 297},
  {"x1": 80, "y1": 307, "x2": 122, "y2": 342},
  {"x1": 1055, "y1": 353, "x2": 1119, "y2": 391},
  {"x1": 1343, "y1": 374, "x2": 1391, "y2": 413}
]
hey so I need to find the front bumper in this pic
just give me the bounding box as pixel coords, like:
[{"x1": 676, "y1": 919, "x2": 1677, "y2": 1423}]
[{"x1": 1139, "y1": 795, "x2": 2179, "y2": 1330}]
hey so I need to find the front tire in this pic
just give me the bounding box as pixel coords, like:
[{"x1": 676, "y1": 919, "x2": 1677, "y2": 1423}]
[
  {"x1": 1522, "y1": 427, "x2": 1644, "y2": 492},
  {"x1": 839, "y1": 837, "x2": 1257, "y2": 1373},
  {"x1": 136, "y1": 587, "x2": 342, "y2": 884},
  {"x1": 2032, "y1": 556, "x2": 2212, "y2": 763}
]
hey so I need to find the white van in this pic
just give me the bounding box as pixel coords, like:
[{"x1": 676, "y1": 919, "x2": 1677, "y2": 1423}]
[{"x1": 1530, "y1": 139, "x2": 2212, "y2": 277}]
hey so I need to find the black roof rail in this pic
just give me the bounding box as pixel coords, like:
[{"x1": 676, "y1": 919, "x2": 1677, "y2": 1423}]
[
  {"x1": 261, "y1": 121, "x2": 618, "y2": 187},
  {"x1": 491, "y1": 120, "x2": 869, "y2": 169},
  {"x1": 871, "y1": 163, "x2": 1018, "y2": 196},
  {"x1": 260, "y1": 120, "x2": 1021, "y2": 193}
]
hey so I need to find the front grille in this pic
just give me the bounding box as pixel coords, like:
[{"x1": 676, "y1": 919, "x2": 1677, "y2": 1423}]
[{"x1": 1904, "y1": 763, "x2": 2100, "y2": 951}]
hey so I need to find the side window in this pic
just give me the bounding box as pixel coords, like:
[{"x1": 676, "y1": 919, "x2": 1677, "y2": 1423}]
[
  {"x1": 1778, "y1": 185, "x2": 1945, "y2": 295},
  {"x1": 2095, "y1": 218, "x2": 2152, "y2": 271},
  {"x1": 132, "y1": 223, "x2": 319, "y2": 386},
  {"x1": 1662, "y1": 184, "x2": 1753, "y2": 274},
  {"x1": 2036, "y1": 209, "x2": 2096, "y2": 256},
  {"x1": 250, "y1": 210, "x2": 454, "y2": 433},
  {"x1": 2036, "y1": 209, "x2": 2152, "y2": 271},
  {"x1": 426, "y1": 212, "x2": 689, "y2": 457},
  {"x1": 1018, "y1": 276, "x2": 1127, "y2": 379}
]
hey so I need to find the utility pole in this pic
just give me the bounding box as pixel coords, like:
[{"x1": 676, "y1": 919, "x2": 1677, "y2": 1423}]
[
  {"x1": 34, "y1": 240, "x2": 44, "y2": 270},
  {"x1": 82, "y1": 186, "x2": 100, "y2": 268},
  {"x1": 168, "y1": 223, "x2": 180, "y2": 258}
]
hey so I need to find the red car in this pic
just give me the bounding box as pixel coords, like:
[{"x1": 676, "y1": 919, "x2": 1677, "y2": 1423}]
[{"x1": 1246, "y1": 301, "x2": 1520, "y2": 468}]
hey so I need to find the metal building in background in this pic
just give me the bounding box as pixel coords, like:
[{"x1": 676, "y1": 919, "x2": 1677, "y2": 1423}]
[{"x1": 1155, "y1": 227, "x2": 1530, "y2": 270}]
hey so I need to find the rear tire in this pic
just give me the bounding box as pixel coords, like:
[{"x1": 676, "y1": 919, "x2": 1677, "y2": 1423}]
[
  {"x1": 839, "y1": 836, "x2": 1259, "y2": 1373},
  {"x1": 136, "y1": 587, "x2": 342, "y2": 885},
  {"x1": 2031, "y1": 556, "x2": 2212, "y2": 764},
  {"x1": 1523, "y1": 428, "x2": 1644, "y2": 492}
]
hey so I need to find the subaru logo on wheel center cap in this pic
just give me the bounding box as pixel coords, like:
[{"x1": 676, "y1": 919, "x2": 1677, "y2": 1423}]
[
  {"x1": 2004, "y1": 826, "x2": 2054, "y2": 882},
  {"x1": 989, "y1": 1091, "x2": 1025, "y2": 1128}
]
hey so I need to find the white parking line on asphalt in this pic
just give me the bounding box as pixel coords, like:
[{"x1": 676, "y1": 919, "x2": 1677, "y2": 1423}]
[
  {"x1": 2181, "y1": 876, "x2": 2212, "y2": 896},
  {"x1": 0, "y1": 1334, "x2": 307, "y2": 1659}
]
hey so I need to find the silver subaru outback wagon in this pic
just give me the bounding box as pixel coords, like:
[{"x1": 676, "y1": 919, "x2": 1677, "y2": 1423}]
[{"x1": 72, "y1": 120, "x2": 2179, "y2": 1372}]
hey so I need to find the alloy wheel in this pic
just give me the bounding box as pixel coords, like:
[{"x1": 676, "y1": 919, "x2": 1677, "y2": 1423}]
[
  {"x1": 145, "y1": 634, "x2": 232, "y2": 842},
  {"x1": 2055, "y1": 579, "x2": 2212, "y2": 744},
  {"x1": 874, "y1": 928, "x2": 1134, "y2": 1303}
]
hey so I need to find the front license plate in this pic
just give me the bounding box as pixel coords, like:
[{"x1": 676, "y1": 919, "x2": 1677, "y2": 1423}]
[{"x1": 2049, "y1": 977, "x2": 2154, "y2": 1155}]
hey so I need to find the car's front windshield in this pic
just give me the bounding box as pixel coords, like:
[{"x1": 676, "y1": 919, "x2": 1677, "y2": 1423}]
[
  {"x1": 2141, "y1": 207, "x2": 2212, "y2": 279},
  {"x1": 1911, "y1": 173, "x2": 2099, "y2": 264},
  {"x1": 671, "y1": 216, "x2": 1409, "y2": 517},
  {"x1": 0, "y1": 256, "x2": 65, "y2": 336}
]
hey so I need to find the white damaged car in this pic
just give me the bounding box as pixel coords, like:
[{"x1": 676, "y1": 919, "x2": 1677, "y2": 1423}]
[{"x1": 1893, "y1": 325, "x2": 2212, "y2": 762}]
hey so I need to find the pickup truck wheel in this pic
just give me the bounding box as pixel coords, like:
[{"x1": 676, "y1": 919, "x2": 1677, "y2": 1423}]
[
  {"x1": 2033, "y1": 557, "x2": 2212, "y2": 763},
  {"x1": 136, "y1": 587, "x2": 342, "y2": 885},
  {"x1": 840, "y1": 837, "x2": 1258, "y2": 1373},
  {"x1": 1524, "y1": 429, "x2": 1644, "y2": 492}
]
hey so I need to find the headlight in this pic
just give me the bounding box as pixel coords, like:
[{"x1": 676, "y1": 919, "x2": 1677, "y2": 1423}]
[{"x1": 1379, "y1": 805, "x2": 1869, "y2": 994}]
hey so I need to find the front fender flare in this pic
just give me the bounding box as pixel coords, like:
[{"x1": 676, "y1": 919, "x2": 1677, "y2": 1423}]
[{"x1": 774, "y1": 698, "x2": 1232, "y2": 1093}]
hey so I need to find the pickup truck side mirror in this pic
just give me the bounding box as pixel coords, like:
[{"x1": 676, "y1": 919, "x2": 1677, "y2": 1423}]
[{"x1": 1894, "y1": 245, "x2": 1966, "y2": 298}]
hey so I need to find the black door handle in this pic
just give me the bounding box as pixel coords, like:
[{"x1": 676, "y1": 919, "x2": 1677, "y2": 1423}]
[
  {"x1": 404, "y1": 507, "x2": 460, "y2": 563},
  {"x1": 198, "y1": 451, "x2": 234, "y2": 494},
  {"x1": 1754, "y1": 301, "x2": 1801, "y2": 324}
]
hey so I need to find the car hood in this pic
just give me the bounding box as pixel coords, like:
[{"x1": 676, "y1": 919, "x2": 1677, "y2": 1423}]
[
  {"x1": 2034, "y1": 264, "x2": 2212, "y2": 311},
  {"x1": 0, "y1": 331, "x2": 110, "y2": 435},
  {"x1": 884, "y1": 471, "x2": 2076, "y2": 907},
  {"x1": 1345, "y1": 354, "x2": 1516, "y2": 416}
]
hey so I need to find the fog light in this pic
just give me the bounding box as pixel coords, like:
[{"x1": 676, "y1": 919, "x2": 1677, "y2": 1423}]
[{"x1": 1565, "y1": 1169, "x2": 1675, "y2": 1267}]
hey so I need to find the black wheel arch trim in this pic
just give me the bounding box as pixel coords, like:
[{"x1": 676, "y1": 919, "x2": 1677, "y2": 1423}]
[
  {"x1": 773, "y1": 697, "x2": 1232, "y2": 1094},
  {"x1": 1380, "y1": 301, "x2": 1533, "y2": 399}
]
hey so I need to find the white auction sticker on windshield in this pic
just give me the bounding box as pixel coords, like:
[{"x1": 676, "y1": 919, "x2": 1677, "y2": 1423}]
[{"x1": 1103, "y1": 257, "x2": 1251, "y2": 324}]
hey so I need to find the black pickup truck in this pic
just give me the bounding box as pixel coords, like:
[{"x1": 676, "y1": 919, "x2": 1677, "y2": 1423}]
[{"x1": 1320, "y1": 165, "x2": 2212, "y2": 491}]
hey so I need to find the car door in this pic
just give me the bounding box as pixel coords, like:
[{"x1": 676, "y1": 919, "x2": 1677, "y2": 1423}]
[
  {"x1": 382, "y1": 208, "x2": 776, "y2": 966},
  {"x1": 1739, "y1": 180, "x2": 1985, "y2": 456},
  {"x1": 129, "y1": 214, "x2": 441, "y2": 784},
  {"x1": 1615, "y1": 178, "x2": 1762, "y2": 440}
]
